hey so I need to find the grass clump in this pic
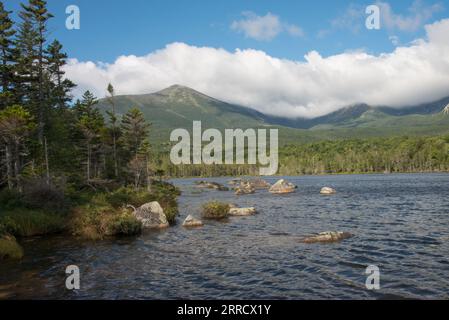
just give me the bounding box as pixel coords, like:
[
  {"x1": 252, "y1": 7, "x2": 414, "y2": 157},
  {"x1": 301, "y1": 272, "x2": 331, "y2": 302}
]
[
  {"x1": 70, "y1": 198, "x2": 142, "y2": 240},
  {"x1": 106, "y1": 213, "x2": 142, "y2": 236},
  {"x1": 0, "y1": 209, "x2": 65, "y2": 237},
  {"x1": 202, "y1": 201, "x2": 230, "y2": 220}
]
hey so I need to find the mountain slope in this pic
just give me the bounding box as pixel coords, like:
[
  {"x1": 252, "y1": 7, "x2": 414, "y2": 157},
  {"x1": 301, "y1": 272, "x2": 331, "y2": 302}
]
[
  {"x1": 96, "y1": 85, "x2": 449, "y2": 147},
  {"x1": 97, "y1": 85, "x2": 274, "y2": 142}
]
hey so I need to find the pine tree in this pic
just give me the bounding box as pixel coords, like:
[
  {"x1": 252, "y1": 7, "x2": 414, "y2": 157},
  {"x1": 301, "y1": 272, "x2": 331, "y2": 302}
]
[
  {"x1": 121, "y1": 108, "x2": 150, "y2": 158},
  {"x1": 0, "y1": 105, "x2": 36, "y2": 190},
  {"x1": 121, "y1": 108, "x2": 150, "y2": 188},
  {"x1": 75, "y1": 91, "x2": 105, "y2": 181},
  {"x1": 17, "y1": 0, "x2": 53, "y2": 144},
  {"x1": 46, "y1": 40, "x2": 75, "y2": 110},
  {"x1": 0, "y1": 1, "x2": 17, "y2": 109}
]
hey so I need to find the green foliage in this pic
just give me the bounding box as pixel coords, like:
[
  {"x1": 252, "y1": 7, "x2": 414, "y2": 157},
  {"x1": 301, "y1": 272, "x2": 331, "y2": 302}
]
[
  {"x1": 104, "y1": 187, "x2": 153, "y2": 209},
  {"x1": 0, "y1": 188, "x2": 24, "y2": 210},
  {"x1": 278, "y1": 136, "x2": 449, "y2": 175},
  {"x1": 0, "y1": 209, "x2": 65, "y2": 237},
  {"x1": 150, "y1": 181, "x2": 180, "y2": 224},
  {"x1": 106, "y1": 213, "x2": 142, "y2": 237},
  {"x1": 202, "y1": 201, "x2": 230, "y2": 220}
]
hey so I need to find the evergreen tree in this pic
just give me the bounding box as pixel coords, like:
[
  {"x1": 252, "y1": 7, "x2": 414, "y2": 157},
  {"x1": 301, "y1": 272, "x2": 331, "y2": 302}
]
[
  {"x1": 75, "y1": 91, "x2": 105, "y2": 181},
  {"x1": 0, "y1": 1, "x2": 17, "y2": 109},
  {"x1": 121, "y1": 108, "x2": 150, "y2": 188},
  {"x1": 46, "y1": 40, "x2": 75, "y2": 110},
  {"x1": 17, "y1": 0, "x2": 53, "y2": 144},
  {"x1": 0, "y1": 105, "x2": 36, "y2": 190}
]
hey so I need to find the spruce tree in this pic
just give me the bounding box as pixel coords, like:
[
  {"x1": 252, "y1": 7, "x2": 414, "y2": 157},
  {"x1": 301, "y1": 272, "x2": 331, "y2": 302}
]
[
  {"x1": 17, "y1": 0, "x2": 53, "y2": 144},
  {"x1": 0, "y1": 1, "x2": 17, "y2": 109}
]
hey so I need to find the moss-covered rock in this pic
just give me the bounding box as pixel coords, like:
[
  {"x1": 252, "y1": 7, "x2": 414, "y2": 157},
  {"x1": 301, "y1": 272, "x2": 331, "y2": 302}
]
[{"x1": 0, "y1": 234, "x2": 24, "y2": 260}]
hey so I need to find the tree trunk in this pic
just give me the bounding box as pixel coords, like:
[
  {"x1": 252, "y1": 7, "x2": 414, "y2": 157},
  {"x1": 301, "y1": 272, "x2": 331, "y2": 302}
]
[
  {"x1": 5, "y1": 143, "x2": 13, "y2": 190},
  {"x1": 87, "y1": 143, "x2": 91, "y2": 181},
  {"x1": 44, "y1": 136, "x2": 50, "y2": 185},
  {"x1": 13, "y1": 140, "x2": 21, "y2": 192}
]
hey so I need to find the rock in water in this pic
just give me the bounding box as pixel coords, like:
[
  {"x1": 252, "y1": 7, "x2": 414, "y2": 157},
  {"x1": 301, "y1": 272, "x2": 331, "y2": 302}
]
[
  {"x1": 182, "y1": 215, "x2": 204, "y2": 228},
  {"x1": 320, "y1": 187, "x2": 336, "y2": 195},
  {"x1": 242, "y1": 178, "x2": 271, "y2": 190},
  {"x1": 234, "y1": 182, "x2": 256, "y2": 195},
  {"x1": 269, "y1": 179, "x2": 296, "y2": 194},
  {"x1": 228, "y1": 207, "x2": 257, "y2": 216},
  {"x1": 195, "y1": 181, "x2": 229, "y2": 191},
  {"x1": 300, "y1": 231, "x2": 353, "y2": 244},
  {"x1": 228, "y1": 179, "x2": 242, "y2": 186},
  {"x1": 134, "y1": 202, "x2": 169, "y2": 229}
]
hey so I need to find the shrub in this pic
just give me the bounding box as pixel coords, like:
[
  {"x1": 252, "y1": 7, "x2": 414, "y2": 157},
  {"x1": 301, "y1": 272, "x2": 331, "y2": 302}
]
[
  {"x1": 22, "y1": 179, "x2": 68, "y2": 213},
  {"x1": 0, "y1": 188, "x2": 24, "y2": 210},
  {"x1": 70, "y1": 205, "x2": 142, "y2": 240},
  {"x1": 150, "y1": 181, "x2": 181, "y2": 224},
  {"x1": 106, "y1": 213, "x2": 142, "y2": 236},
  {"x1": 202, "y1": 201, "x2": 230, "y2": 220},
  {"x1": 0, "y1": 209, "x2": 66, "y2": 237},
  {"x1": 105, "y1": 187, "x2": 154, "y2": 209}
]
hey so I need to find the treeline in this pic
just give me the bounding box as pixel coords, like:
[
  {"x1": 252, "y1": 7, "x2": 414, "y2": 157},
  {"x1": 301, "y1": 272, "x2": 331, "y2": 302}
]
[
  {"x1": 150, "y1": 135, "x2": 449, "y2": 177},
  {"x1": 279, "y1": 136, "x2": 449, "y2": 175},
  {"x1": 0, "y1": 1, "x2": 153, "y2": 192}
]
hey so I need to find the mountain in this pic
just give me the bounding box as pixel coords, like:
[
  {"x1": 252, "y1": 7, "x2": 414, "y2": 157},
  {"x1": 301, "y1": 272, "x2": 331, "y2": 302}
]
[
  {"x1": 96, "y1": 85, "x2": 273, "y2": 143},
  {"x1": 265, "y1": 96, "x2": 449, "y2": 129},
  {"x1": 96, "y1": 85, "x2": 449, "y2": 147}
]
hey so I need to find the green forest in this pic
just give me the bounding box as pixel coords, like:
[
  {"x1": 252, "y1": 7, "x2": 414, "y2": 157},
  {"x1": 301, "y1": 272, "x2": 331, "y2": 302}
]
[{"x1": 1, "y1": 1, "x2": 449, "y2": 260}]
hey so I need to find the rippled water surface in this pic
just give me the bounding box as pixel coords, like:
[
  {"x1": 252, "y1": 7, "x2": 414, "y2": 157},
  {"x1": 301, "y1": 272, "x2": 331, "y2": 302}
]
[{"x1": 1, "y1": 174, "x2": 449, "y2": 300}]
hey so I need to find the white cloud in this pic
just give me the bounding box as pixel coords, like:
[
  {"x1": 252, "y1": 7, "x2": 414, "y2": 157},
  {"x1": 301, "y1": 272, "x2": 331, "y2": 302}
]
[
  {"x1": 377, "y1": 0, "x2": 443, "y2": 32},
  {"x1": 65, "y1": 18, "x2": 449, "y2": 119},
  {"x1": 230, "y1": 12, "x2": 303, "y2": 41}
]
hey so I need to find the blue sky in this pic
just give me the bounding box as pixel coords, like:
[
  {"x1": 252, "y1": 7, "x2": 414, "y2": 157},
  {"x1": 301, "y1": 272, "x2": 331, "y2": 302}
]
[{"x1": 6, "y1": 0, "x2": 448, "y2": 63}]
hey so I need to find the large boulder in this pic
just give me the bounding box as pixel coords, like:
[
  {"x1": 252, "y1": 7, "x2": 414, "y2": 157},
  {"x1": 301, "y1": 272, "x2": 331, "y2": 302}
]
[
  {"x1": 269, "y1": 179, "x2": 296, "y2": 194},
  {"x1": 300, "y1": 231, "x2": 353, "y2": 244},
  {"x1": 182, "y1": 215, "x2": 204, "y2": 228},
  {"x1": 320, "y1": 187, "x2": 336, "y2": 195},
  {"x1": 133, "y1": 202, "x2": 169, "y2": 229},
  {"x1": 228, "y1": 207, "x2": 257, "y2": 216}
]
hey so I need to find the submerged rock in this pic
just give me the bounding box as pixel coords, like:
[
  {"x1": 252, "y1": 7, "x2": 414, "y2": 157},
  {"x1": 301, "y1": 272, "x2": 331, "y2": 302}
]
[
  {"x1": 182, "y1": 215, "x2": 204, "y2": 228},
  {"x1": 228, "y1": 179, "x2": 242, "y2": 186},
  {"x1": 133, "y1": 202, "x2": 169, "y2": 229},
  {"x1": 320, "y1": 187, "x2": 336, "y2": 195},
  {"x1": 300, "y1": 231, "x2": 353, "y2": 244},
  {"x1": 195, "y1": 181, "x2": 229, "y2": 191},
  {"x1": 228, "y1": 207, "x2": 257, "y2": 216},
  {"x1": 243, "y1": 178, "x2": 271, "y2": 190},
  {"x1": 269, "y1": 179, "x2": 296, "y2": 194}
]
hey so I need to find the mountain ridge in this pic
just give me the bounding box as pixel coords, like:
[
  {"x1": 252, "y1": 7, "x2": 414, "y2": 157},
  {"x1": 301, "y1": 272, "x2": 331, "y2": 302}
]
[{"x1": 96, "y1": 85, "x2": 449, "y2": 145}]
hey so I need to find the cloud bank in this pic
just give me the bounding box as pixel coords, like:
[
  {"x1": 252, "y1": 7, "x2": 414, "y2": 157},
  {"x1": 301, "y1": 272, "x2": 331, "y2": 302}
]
[{"x1": 65, "y1": 19, "x2": 449, "y2": 119}]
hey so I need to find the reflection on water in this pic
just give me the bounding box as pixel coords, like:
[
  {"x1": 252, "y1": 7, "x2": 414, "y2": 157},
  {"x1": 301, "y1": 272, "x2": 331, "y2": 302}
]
[{"x1": 1, "y1": 174, "x2": 449, "y2": 300}]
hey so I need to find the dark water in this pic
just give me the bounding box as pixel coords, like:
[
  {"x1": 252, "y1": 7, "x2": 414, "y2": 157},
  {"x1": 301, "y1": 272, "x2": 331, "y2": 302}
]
[{"x1": 1, "y1": 174, "x2": 449, "y2": 300}]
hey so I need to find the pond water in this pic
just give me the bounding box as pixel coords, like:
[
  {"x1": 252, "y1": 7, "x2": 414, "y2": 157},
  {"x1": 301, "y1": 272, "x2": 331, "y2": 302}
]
[{"x1": 1, "y1": 174, "x2": 449, "y2": 300}]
